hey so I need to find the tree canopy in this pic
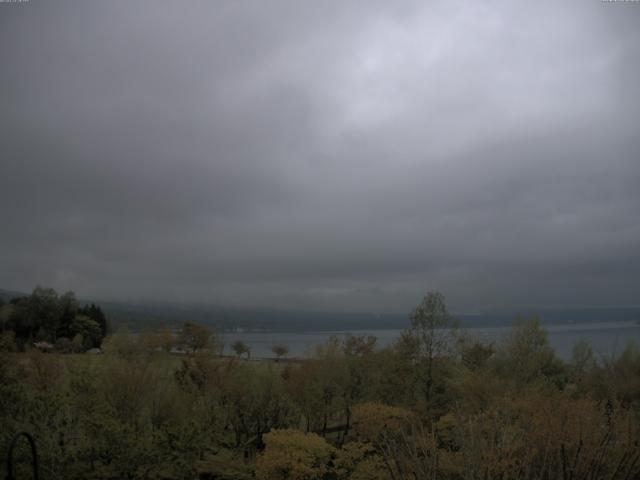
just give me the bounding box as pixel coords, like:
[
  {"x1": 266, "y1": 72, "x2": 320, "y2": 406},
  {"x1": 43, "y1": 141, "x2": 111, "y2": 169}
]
[{"x1": 0, "y1": 286, "x2": 109, "y2": 352}]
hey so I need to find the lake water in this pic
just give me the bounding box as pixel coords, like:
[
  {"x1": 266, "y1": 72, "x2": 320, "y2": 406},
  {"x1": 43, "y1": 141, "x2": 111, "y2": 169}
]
[{"x1": 220, "y1": 321, "x2": 640, "y2": 361}]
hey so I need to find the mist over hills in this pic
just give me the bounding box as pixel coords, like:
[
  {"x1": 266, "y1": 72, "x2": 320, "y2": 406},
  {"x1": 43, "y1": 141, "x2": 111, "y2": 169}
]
[
  {"x1": 3, "y1": 288, "x2": 638, "y2": 333},
  {"x1": 94, "y1": 302, "x2": 640, "y2": 332}
]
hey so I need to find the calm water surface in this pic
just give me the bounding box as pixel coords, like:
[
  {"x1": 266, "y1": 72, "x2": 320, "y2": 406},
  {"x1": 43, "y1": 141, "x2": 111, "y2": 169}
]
[{"x1": 220, "y1": 321, "x2": 640, "y2": 360}]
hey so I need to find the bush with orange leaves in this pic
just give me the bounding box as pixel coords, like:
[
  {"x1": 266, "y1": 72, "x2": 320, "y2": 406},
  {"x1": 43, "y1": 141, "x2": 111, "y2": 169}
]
[
  {"x1": 351, "y1": 402, "x2": 414, "y2": 442},
  {"x1": 447, "y1": 388, "x2": 640, "y2": 480},
  {"x1": 351, "y1": 403, "x2": 438, "y2": 479}
]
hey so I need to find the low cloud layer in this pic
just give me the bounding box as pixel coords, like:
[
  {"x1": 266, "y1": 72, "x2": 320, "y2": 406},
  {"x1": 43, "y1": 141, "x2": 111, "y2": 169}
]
[{"x1": 1, "y1": 0, "x2": 639, "y2": 312}]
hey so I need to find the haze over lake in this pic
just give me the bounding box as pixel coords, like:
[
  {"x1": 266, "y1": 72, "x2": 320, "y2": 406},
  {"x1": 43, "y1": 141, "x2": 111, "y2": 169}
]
[{"x1": 222, "y1": 321, "x2": 640, "y2": 360}]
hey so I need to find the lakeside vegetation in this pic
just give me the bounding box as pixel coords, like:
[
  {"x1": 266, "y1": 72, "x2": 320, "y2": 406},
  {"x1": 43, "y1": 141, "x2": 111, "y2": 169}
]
[{"x1": 1, "y1": 291, "x2": 640, "y2": 479}]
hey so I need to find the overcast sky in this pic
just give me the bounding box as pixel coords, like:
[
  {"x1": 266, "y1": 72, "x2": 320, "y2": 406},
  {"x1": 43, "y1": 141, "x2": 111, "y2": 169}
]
[{"x1": 1, "y1": 0, "x2": 639, "y2": 313}]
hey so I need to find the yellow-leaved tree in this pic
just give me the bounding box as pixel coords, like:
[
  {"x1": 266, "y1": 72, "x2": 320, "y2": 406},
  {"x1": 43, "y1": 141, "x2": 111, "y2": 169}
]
[{"x1": 256, "y1": 429, "x2": 335, "y2": 480}]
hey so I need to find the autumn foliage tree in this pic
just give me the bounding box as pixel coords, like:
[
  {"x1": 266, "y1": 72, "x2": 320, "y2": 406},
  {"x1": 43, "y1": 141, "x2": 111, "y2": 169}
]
[
  {"x1": 179, "y1": 321, "x2": 215, "y2": 353},
  {"x1": 256, "y1": 429, "x2": 336, "y2": 480}
]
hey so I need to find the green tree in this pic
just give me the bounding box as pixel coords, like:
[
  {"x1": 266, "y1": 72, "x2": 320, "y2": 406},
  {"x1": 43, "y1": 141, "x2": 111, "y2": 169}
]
[
  {"x1": 80, "y1": 303, "x2": 109, "y2": 337},
  {"x1": 341, "y1": 335, "x2": 378, "y2": 435},
  {"x1": 493, "y1": 318, "x2": 566, "y2": 387},
  {"x1": 0, "y1": 303, "x2": 13, "y2": 332},
  {"x1": 57, "y1": 291, "x2": 79, "y2": 339},
  {"x1": 9, "y1": 287, "x2": 60, "y2": 345},
  {"x1": 457, "y1": 333, "x2": 495, "y2": 372},
  {"x1": 71, "y1": 314, "x2": 103, "y2": 350},
  {"x1": 71, "y1": 333, "x2": 85, "y2": 353},
  {"x1": 407, "y1": 292, "x2": 456, "y2": 405},
  {"x1": 569, "y1": 340, "x2": 596, "y2": 384},
  {"x1": 231, "y1": 340, "x2": 250, "y2": 359},
  {"x1": 179, "y1": 321, "x2": 215, "y2": 353},
  {"x1": 0, "y1": 331, "x2": 16, "y2": 352},
  {"x1": 271, "y1": 344, "x2": 289, "y2": 361}
]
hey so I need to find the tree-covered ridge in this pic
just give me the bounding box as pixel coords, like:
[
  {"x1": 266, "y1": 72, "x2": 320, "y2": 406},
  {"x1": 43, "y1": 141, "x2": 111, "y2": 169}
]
[
  {"x1": 1, "y1": 292, "x2": 639, "y2": 479},
  {"x1": 0, "y1": 286, "x2": 109, "y2": 352}
]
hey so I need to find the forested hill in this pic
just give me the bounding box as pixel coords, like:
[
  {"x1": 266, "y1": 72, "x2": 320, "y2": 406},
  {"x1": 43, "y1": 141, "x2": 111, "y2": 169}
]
[{"x1": 0, "y1": 289, "x2": 26, "y2": 302}]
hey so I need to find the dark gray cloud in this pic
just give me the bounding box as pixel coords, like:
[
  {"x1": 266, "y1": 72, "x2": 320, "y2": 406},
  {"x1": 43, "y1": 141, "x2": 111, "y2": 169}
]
[{"x1": 1, "y1": 0, "x2": 639, "y2": 312}]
